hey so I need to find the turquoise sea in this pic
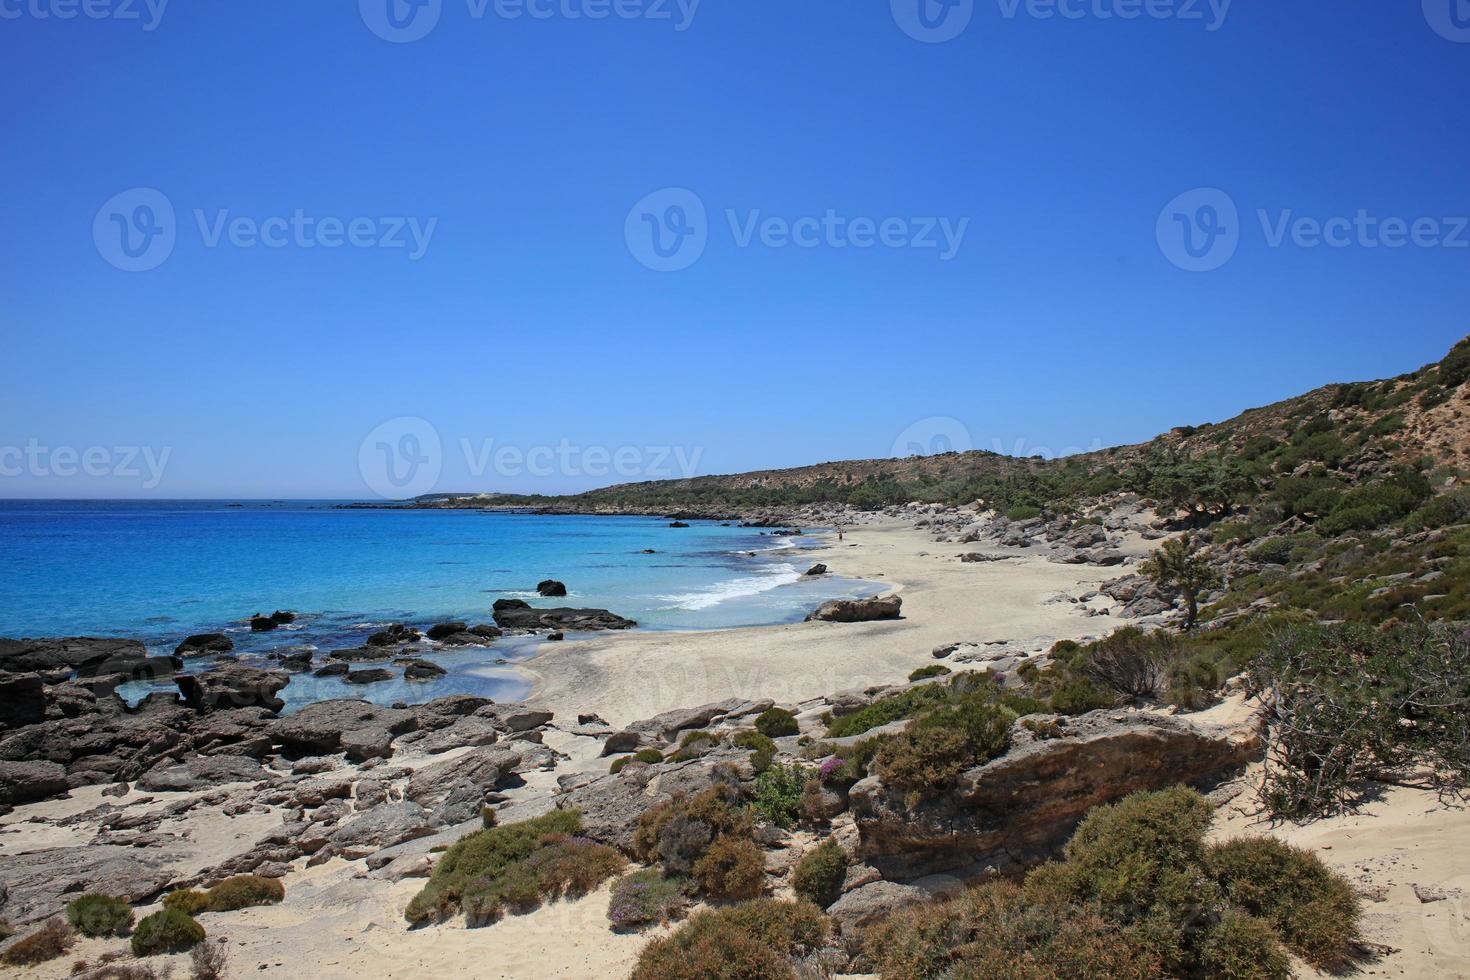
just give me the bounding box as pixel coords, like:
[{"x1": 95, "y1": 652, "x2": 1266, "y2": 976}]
[{"x1": 0, "y1": 501, "x2": 876, "y2": 711}]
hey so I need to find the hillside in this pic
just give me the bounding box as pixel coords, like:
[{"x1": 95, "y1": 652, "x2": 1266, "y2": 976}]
[{"x1": 426, "y1": 337, "x2": 1470, "y2": 517}]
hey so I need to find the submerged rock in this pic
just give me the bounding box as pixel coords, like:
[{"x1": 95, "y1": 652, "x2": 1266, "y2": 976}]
[
  {"x1": 491, "y1": 599, "x2": 636, "y2": 632},
  {"x1": 174, "y1": 633, "x2": 234, "y2": 657}
]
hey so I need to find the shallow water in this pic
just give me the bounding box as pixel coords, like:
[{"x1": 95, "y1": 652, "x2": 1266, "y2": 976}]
[{"x1": 0, "y1": 500, "x2": 878, "y2": 709}]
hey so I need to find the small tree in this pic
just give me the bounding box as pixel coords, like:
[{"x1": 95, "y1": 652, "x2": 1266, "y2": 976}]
[{"x1": 1142, "y1": 533, "x2": 1220, "y2": 630}]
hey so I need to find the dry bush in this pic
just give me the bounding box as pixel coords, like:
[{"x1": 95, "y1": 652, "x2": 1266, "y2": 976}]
[{"x1": 1, "y1": 918, "x2": 75, "y2": 966}]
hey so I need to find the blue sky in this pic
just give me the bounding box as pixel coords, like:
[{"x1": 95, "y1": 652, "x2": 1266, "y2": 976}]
[{"x1": 2, "y1": 0, "x2": 1467, "y2": 498}]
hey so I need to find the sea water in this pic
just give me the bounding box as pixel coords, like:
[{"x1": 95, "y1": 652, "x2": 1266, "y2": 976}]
[{"x1": 0, "y1": 500, "x2": 878, "y2": 710}]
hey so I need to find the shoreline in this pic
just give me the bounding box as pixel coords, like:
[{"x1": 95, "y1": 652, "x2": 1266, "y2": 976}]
[{"x1": 518, "y1": 516, "x2": 1133, "y2": 727}]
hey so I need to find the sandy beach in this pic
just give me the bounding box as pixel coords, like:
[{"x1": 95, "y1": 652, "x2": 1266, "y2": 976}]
[{"x1": 521, "y1": 517, "x2": 1135, "y2": 726}]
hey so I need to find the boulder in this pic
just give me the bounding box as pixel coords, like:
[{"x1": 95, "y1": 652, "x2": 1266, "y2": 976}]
[
  {"x1": 405, "y1": 716, "x2": 500, "y2": 754},
  {"x1": 804, "y1": 563, "x2": 828, "y2": 576},
  {"x1": 366, "y1": 624, "x2": 421, "y2": 647},
  {"x1": 536, "y1": 579, "x2": 568, "y2": 597},
  {"x1": 491, "y1": 599, "x2": 636, "y2": 632},
  {"x1": 328, "y1": 801, "x2": 436, "y2": 850},
  {"x1": 426, "y1": 622, "x2": 468, "y2": 641},
  {"x1": 340, "y1": 727, "x2": 395, "y2": 762},
  {"x1": 136, "y1": 755, "x2": 268, "y2": 792},
  {"x1": 176, "y1": 666, "x2": 288, "y2": 714},
  {"x1": 313, "y1": 662, "x2": 349, "y2": 678},
  {"x1": 805, "y1": 595, "x2": 903, "y2": 623},
  {"x1": 0, "y1": 637, "x2": 149, "y2": 674},
  {"x1": 849, "y1": 711, "x2": 1259, "y2": 881},
  {"x1": 329, "y1": 646, "x2": 393, "y2": 662},
  {"x1": 250, "y1": 610, "x2": 296, "y2": 632},
  {"x1": 174, "y1": 633, "x2": 234, "y2": 657},
  {"x1": 401, "y1": 659, "x2": 447, "y2": 681},
  {"x1": 624, "y1": 698, "x2": 751, "y2": 741},
  {"x1": 270, "y1": 700, "x2": 418, "y2": 756},
  {"x1": 346, "y1": 668, "x2": 395, "y2": 685},
  {"x1": 0, "y1": 845, "x2": 176, "y2": 927},
  {"x1": 0, "y1": 760, "x2": 69, "y2": 804},
  {"x1": 0, "y1": 673, "x2": 47, "y2": 728},
  {"x1": 273, "y1": 648, "x2": 314, "y2": 672}
]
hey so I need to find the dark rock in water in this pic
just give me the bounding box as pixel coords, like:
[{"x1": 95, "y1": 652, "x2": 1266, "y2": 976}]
[
  {"x1": 0, "y1": 760, "x2": 69, "y2": 804},
  {"x1": 849, "y1": 711, "x2": 1259, "y2": 881},
  {"x1": 347, "y1": 668, "x2": 395, "y2": 685},
  {"x1": 806, "y1": 595, "x2": 903, "y2": 623},
  {"x1": 136, "y1": 755, "x2": 268, "y2": 792},
  {"x1": 401, "y1": 659, "x2": 447, "y2": 681},
  {"x1": 174, "y1": 633, "x2": 234, "y2": 657},
  {"x1": 426, "y1": 622, "x2": 468, "y2": 641},
  {"x1": 536, "y1": 579, "x2": 568, "y2": 597},
  {"x1": 176, "y1": 666, "x2": 288, "y2": 714},
  {"x1": 805, "y1": 563, "x2": 828, "y2": 576},
  {"x1": 270, "y1": 700, "x2": 418, "y2": 756},
  {"x1": 491, "y1": 599, "x2": 636, "y2": 632},
  {"x1": 329, "y1": 646, "x2": 392, "y2": 663},
  {"x1": 313, "y1": 661, "x2": 349, "y2": 678},
  {"x1": 366, "y1": 623, "x2": 421, "y2": 647},
  {"x1": 546, "y1": 631, "x2": 564, "y2": 642},
  {"x1": 250, "y1": 610, "x2": 296, "y2": 632},
  {"x1": 641, "y1": 549, "x2": 657, "y2": 554},
  {"x1": 0, "y1": 672, "x2": 47, "y2": 728},
  {"x1": 273, "y1": 648, "x2": 314, "y2": 672},
  {"x1": 668, "y1": 521, "x2": 690, "y2": 528},
  {"x1": 436, "y1": 626, "x2": 498, "y2": 646}
]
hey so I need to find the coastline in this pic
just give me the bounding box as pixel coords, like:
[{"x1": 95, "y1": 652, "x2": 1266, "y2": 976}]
[{"x1": 519, "y1": 516, "x2": 1136, "y2": 727}]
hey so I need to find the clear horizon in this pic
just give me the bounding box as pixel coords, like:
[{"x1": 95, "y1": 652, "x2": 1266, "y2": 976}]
[{"x1": 4, "y1": 2, "x2": 1468, "y2": 499}]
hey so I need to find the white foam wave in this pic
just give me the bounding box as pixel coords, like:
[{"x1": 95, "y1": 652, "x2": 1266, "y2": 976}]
[{"x1": 657, "y1": 563, "x2": 803, "y2": 611}]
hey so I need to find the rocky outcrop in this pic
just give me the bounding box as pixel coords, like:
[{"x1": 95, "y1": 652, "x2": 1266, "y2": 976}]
[
  {"x1": 536, "y1": 579, "x2": 568, "y2": 597},
  {"x1": 401, "y1": 659, "x2": 447, "y2": 680},
  {"x1": 491, "y1": 599, "x2": 636, "y2": 632},
  {"x1": 176, "y1": 666, "x2": 289, "y2": 714},
  {"x1": 806, "y1": 595, "x2": 903, "y2": 623},
  {"x1": 366, "y1": 624, "x2": 421, "y2": 647},
  {"x1": 0, "y1": 760, "x2": 69, "y2": 804},
  {"x1": 0, "y1": 845, "x2": 176, "y2": 927},
  {"x1": 270, "y1": 700, "x2": 418, "y2": 757},
  {"x1": 136, "y1": 755, "x2": 269, "y2": 792},
  {"x1": 0, "y1": 672, "x2": 47, "y2": 728},
  {"x1": 250, "y1": 610, "x2": 296, "y2": 632},
  {"x1": 849, "y1": 711, "x2": 1259, "y2": 880}
]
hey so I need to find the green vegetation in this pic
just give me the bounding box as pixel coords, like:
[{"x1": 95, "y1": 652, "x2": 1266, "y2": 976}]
[
  {"x1": 754, "y1": 707, "x2": 799, "y2": 738},
  {"x1": 1142, "y1": 533, "x2": 1220, "y2": 629},
  {"x1": 459, "y1": 835, "x2": 625, "y2": 926},
  {"x1": 610, "y1": 747, "x2": 664, "y2": 773},
  {"x1": 733, "y1": 729, "x2": 776, "y2": 772},
  {"x1": 65, "y1": 893, "x2": 133, "y2": 937},
  {"x1": 865, "y1": 788, "x2": 1359, "y2": 979},
  {"x1": 606, "y1": 869, "x2": 689, "y2": 930},
  {"x1": 791, "y1": 839, "x2": 848, "y2": 909},
  {"x1": 162, "y1": 889, "x2": 210, "y2": 915},
  {"x1": 131, "y1": 908, "x2": 205, "y2": 957},
  {"x1": 751, "y1": 763, "x2": 813, "y2": 828},
  {"x1": 907, "y1": 664, "x2": 951, "y2": 681},
  {"x1": 404, "y1": 809, "x2": 588, "y2": 924},
  {"x1": 875, "y1": 699, "x2": 1014, "y2": 803},
  {"x1": 203, "y1": 874, "x2": 285, "y2": 912},
  {"x1": 692, "y1": 835, "x2": 766, "y2": 900},
  {"x1": 631, "y1": 900, "x2": 829, "y2": 980},
  {"x1": 1, "y1": 919, "x2": 74, "y2": 966}
]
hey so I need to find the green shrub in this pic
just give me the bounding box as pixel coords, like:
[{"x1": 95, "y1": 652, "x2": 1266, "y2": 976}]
[
  {"x1": 693, "y1": 835, "x2": 766, "y2": 900},
  {"x1": 633, "y1": 785, "x2": 753, "y2": 876},
  {"x1": 751, "y1": 764, "x2": 812, "y2": 828},
  {"x1": 1006, "y1": 504, "x2": 1042, "y2": 521},
  {"x1": 791, "y1": 839, "x2": 847, "y2": 909},
  {"x1": 1197, "y1": 909, "x2": 1292, "y2": 980},
  {"x1": 610, "y1": 748, "x2": 664, "y2": 773},
  {"x1": 205, "y1": 874, "x2": 285, "y2": 912},
  {"x1": 131, "y1": 907, "x2": 205, "y2": 957},
  {"x1": 1049, "y1": 678, "x2": 1116, "y2": 715},
  {"x1": 1207, "y1": 837, "x2": 1361, "y2": 969},
  {"x1": 66, "y1": 893, "x2": 134, "y2": 937},
  {"x1": 632, "y1": 900, "x2": 828, "y2": 980},
  {"x1": 1, "y1": 919, "x2": 74, "y2": 966},
  {"x1": 162, "y1": 889, "x2": 210, "y2": 915},
  {"x1": 908, "y1": 664, "x2": 951, "y2": 682},
  {"x1": 825, "y1": 683, "x2": 950, "y2": 737},
  {"x1": 405, "y1": 809, "x2": 584, "y2": 923},
  {"x1": 733, "y1": 730, "x2": 776, "y2": 772},
  {"x1": 875, "y1": 700, "x2": 1014, "y2": 802},
  {"x1": 865, "y1": 879, "x2": 1159, "y2": 979},
  {"x1": 755, "y1": 708, "x2": 799, "y2": 738},
  {"x1": 460, "y1": 834, "x2": 625, "y2": 926},
  {"x1": 606, "y1": 868, "x2": 689, "y2": 930},
  {"x1": 669, "y1": 730, "x2": 719, "y2": 761}
]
